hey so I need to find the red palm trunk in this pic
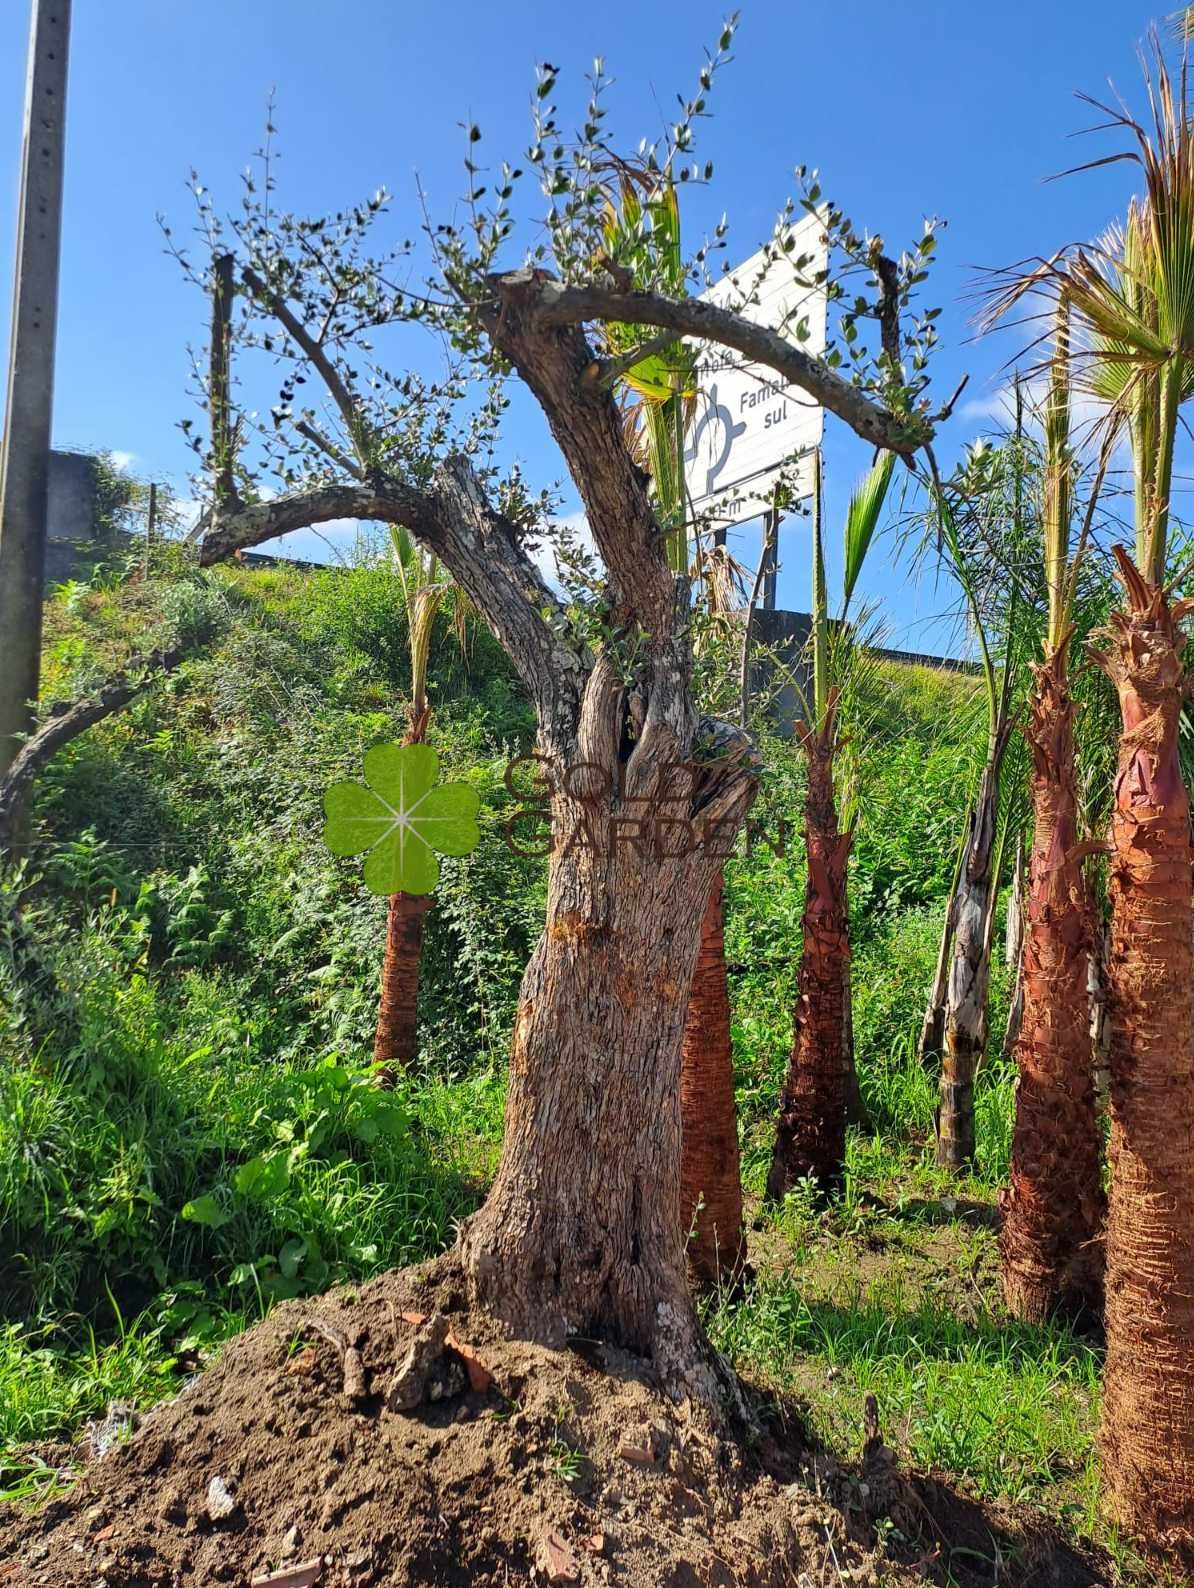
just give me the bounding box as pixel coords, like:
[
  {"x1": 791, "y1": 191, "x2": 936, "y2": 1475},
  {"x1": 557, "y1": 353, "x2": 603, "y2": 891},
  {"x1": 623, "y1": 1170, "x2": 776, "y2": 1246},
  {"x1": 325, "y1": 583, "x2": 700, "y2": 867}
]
[
  {"x1": 767, "y1": 718, "x2": 851, "y2": 1198},
  {"x1": 999, "y1": 644, "x2": 1104, "y2": 1322},
  {"x1": 373, "y1": 892, "x2": 434, "y2": 1080},
  {"x1": 679, "y1": 869, "x2": 745, "y2": 1288},
  {"x1": 372, "y1": 705, "x2": 434, "y2": 1081},
  {"x1": 1095, "y1": 555, "x2": 1194, "y2": 1557}
]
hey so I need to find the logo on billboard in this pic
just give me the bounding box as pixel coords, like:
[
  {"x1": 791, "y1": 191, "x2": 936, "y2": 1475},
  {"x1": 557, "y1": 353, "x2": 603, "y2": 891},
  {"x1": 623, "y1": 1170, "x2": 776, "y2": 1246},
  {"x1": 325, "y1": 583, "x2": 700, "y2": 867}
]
[{"x1": 683, "y1": 382, "x2": 747, "y2": 498}]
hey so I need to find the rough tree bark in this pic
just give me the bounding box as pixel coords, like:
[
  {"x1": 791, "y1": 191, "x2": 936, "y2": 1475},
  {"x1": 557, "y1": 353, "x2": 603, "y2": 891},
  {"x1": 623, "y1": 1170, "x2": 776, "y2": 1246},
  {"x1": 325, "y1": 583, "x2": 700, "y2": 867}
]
[
  {"x1": 679, "y1": 869, "x2": 746, "y2": 1289},
  {"x1": 1089, "y1": 921, "x2": 1111, "y2": 1117},
  {"x1": 936, "y1": 729, "x2": 1010, "y2": 1172},
  {"x1": 767, "y1": 710, "x2": 852, "y2": 1198},
  {"x1": 999, "y1": 645, "x2": 1104, "y2": 1323},
  {"x1": 1092, "y1": 553, "x2": 1194, "y2": 1554}
]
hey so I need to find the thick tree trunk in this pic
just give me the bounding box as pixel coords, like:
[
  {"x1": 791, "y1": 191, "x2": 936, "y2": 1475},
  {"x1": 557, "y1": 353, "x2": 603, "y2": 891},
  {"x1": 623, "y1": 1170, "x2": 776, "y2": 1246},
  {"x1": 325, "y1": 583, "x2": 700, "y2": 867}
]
[
  {"x1": 767, "y1": 720, "x2": 852, "y2": 1198},
  {"x1": 679, "y1": 870, "x2": 746, "y2": 1289},
  {"x1": 999, "y1": 647, "x2": 1104, "y2": 1323},
  {"x1": 373, "y1": 893, "x2": 433, "y2": 1081},
  {"x1": 460, "y1": 779, "x2": 746, "y2": 1400},
  {"x1": 455, "y1": 282, "x2": 759, "y2": 1405},
  {"x1": 936, "y1": 741, "x2": 1007, "y2": 1171},
  {"x1": 1094, "y1": 559, "x2": 1194, "y2": 1556}
]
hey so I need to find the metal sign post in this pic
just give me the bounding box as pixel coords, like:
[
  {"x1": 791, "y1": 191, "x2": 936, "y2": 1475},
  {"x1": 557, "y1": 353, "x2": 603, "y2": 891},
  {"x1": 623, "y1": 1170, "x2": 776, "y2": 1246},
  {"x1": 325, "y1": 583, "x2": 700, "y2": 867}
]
[{"x1": 760, "y1": 507, "x2": 780, "y2": 610}]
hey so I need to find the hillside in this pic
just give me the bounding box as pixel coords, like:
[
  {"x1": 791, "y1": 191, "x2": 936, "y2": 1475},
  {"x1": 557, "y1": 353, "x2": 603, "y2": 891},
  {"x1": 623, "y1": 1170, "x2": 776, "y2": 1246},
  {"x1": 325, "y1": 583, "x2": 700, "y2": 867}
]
[{"x1": 0, "y1": 554, "x2": 1134, "y2": 1584}]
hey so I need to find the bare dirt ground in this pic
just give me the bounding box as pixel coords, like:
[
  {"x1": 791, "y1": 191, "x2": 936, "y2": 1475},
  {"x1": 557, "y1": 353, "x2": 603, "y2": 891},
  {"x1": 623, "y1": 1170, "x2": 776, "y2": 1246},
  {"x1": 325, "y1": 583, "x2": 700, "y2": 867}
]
[{"x1": 0, "y1": 1257, "x2": 1110, "y2": 1588}]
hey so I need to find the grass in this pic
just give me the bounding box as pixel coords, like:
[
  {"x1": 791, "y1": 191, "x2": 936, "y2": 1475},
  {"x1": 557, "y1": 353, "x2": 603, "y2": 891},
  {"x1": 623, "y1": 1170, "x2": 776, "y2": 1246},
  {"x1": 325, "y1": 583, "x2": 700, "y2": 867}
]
[{"x1": 711, "y1": 1203, "x2": 1101, "y2": 1513}]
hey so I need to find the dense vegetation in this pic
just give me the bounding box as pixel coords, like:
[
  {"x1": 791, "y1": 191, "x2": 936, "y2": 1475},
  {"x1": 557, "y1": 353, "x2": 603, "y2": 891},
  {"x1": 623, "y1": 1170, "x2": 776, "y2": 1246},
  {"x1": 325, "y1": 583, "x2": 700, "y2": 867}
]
[{"x1": 4, "y1": 551, "x2": 1123, "y2": 1569}]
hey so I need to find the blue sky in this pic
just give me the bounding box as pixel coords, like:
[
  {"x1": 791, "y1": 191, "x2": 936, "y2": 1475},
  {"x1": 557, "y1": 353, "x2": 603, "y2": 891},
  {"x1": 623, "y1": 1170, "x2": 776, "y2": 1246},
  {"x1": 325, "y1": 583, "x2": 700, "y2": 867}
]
[{"x1": 0, "y1": 0, "x2": 1176, "y2": 649}]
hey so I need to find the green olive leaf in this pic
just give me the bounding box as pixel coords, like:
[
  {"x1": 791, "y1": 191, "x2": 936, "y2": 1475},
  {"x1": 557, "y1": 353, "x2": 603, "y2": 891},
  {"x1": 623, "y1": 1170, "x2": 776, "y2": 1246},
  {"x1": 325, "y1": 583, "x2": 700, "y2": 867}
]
[{"x1": 322, "y1": 742, "x2": 481, "y2": 896}]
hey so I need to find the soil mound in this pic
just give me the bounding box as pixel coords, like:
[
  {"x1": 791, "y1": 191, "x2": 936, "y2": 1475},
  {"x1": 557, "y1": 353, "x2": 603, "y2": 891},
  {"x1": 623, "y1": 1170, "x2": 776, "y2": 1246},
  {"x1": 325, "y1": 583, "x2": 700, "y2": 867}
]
[{"x1": 0, "y1": 1260, "x2": 1107, "y2": 1588}]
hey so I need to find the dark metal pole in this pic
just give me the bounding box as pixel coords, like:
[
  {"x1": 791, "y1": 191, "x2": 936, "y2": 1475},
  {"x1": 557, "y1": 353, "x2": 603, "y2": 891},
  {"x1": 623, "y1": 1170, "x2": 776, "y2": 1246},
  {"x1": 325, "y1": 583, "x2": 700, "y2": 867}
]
[
  {"x1": 0, "y1": 0, "x2": 72, "y2": 776},
  {"x1": 760, "y1": 507, "x2": 779, "y2": 610},
  {"x1": 144, "y1": 482, "x2": 158, "y2": 575}
]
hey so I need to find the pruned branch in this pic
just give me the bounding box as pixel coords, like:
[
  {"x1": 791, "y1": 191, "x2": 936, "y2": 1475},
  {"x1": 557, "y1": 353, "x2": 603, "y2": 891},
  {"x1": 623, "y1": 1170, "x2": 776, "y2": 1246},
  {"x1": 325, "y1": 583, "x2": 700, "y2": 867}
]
[
  {"x1": 210, "y1": 253, "x2": 239, "y2": 510},
  {"x1": 525, "y1": 275, "x2": 933, "y2": 455},
  {"x1": 0, "y1": 645, "x2": 188, "y2": 852}
]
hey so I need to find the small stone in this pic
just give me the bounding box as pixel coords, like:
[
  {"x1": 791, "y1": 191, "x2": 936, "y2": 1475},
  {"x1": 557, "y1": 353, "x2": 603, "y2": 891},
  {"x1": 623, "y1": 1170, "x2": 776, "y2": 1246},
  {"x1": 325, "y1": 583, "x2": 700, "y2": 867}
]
[
  {"x1": 250, "y1": 1562, "x2": 323, "y2": 1588},
  {"x1": 281, "y1": 1523, "x2": 302, "y2": 1555},
  {"x1": 386, "y1": 1314, "x2": 466, "y2": 1412},
  {"x1": 617, "y1": 1430, "x2": 656, "y2": 1467},
  {"x1": 536, "y1": 1528, "x2": 579, "y2": 1585},
  {"x1": 205, "y1": 1475, "x2": 239, "y2": 1522}
]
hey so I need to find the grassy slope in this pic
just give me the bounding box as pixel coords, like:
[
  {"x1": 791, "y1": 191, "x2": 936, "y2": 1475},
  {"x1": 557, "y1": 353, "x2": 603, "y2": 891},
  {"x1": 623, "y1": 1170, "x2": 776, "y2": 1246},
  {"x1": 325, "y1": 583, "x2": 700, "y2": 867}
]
[{"x1": 0, "y1": 558, "x2": 1163, "y2": 1582}]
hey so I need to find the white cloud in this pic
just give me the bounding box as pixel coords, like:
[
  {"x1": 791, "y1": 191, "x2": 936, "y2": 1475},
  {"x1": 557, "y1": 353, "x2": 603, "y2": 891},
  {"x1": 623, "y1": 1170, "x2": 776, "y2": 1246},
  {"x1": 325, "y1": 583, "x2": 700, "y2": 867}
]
[{"x1": 110, "y1": 450, "x2": 136, "y2": 472}]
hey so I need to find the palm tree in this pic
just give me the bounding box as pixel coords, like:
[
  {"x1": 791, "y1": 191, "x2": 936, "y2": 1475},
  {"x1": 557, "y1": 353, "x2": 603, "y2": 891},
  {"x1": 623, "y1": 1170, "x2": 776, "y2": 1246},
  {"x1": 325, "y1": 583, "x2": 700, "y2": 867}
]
[
  {"x1": 920, "y1": 441, "x2": 1024, "y2": 1171},
  {"x1": 1004, "y1": 44, "x2": 1194, "y2": 1550},
  {"x1": 372, "y1": 526, "x2": 460, "y2": 1079},
  {"x1": 768, "y1": 447, "x2": 893, "y2": 1197},
  {"x1": 996, "y1": 301, "x2": 1106, "y2": 1323}
]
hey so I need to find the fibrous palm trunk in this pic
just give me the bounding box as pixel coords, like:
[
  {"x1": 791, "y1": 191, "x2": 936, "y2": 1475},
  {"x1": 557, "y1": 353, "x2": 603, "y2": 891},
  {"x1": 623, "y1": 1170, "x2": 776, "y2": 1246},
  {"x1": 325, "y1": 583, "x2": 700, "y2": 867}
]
[
  {"x1": 373, "y1": 893, "x2": 434, "y2": 1080},
  {"x1": 767, "y1": 718, "x2": 852, "y2": 1198},
  {"x1": 936, "y1": 733, "x2": 1009, "y2": 1171},
  {"x1": 679, "y1": 869, "x2": 746, "y2": 1288},
  {"x1": 999, "y1": 646, "x2": 1104, "y2": 1322},
  {"x1": 1094, "y1": 556, "x2": 1194, "y2": 1555},
  {"x1": 372, "y1": 706, "x2": 434, "y2": 1081}
]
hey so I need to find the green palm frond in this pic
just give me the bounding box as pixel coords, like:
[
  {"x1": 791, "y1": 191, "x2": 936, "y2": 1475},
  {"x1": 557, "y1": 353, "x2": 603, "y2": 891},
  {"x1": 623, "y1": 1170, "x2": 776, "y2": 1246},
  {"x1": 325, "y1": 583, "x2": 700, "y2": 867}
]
[
  {"x1": 387, "y1": 520, "x2": 466, "y2": 730},
  {"x1": 1042, "y1": 296, "x2": 1074, "y2": 651},
  {"x1": 598, "y1": 165, "x2": 698, "y2": 571},
  {"x1": 842, "y1": 451, "x2": 896, "y2": 616},
  {"x1": 987, "y1": 40, "x2": 1194, "y2": 581}
]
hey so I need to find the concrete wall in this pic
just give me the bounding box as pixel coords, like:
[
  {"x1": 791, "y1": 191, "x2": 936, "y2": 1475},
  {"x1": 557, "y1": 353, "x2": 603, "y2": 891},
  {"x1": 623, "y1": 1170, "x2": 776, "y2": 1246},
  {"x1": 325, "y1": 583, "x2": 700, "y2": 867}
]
[{"x1": 43, "y1": 450, "x2": 99, "y2": 583}]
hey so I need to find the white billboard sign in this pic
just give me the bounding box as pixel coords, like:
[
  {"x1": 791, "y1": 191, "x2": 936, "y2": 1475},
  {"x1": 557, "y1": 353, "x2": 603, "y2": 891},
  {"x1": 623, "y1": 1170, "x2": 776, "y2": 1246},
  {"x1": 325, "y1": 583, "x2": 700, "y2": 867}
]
[{"x1": 683, "y1": 214, "x2": 827, "y2": 524}]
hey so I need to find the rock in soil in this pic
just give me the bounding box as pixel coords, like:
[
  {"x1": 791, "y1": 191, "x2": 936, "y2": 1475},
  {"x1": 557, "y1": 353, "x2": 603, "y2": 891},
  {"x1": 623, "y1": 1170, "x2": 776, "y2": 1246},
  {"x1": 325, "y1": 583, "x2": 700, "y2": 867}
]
[{"x1": 0, "y1": 1256, "x2": 1110, "y2": 1588}]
